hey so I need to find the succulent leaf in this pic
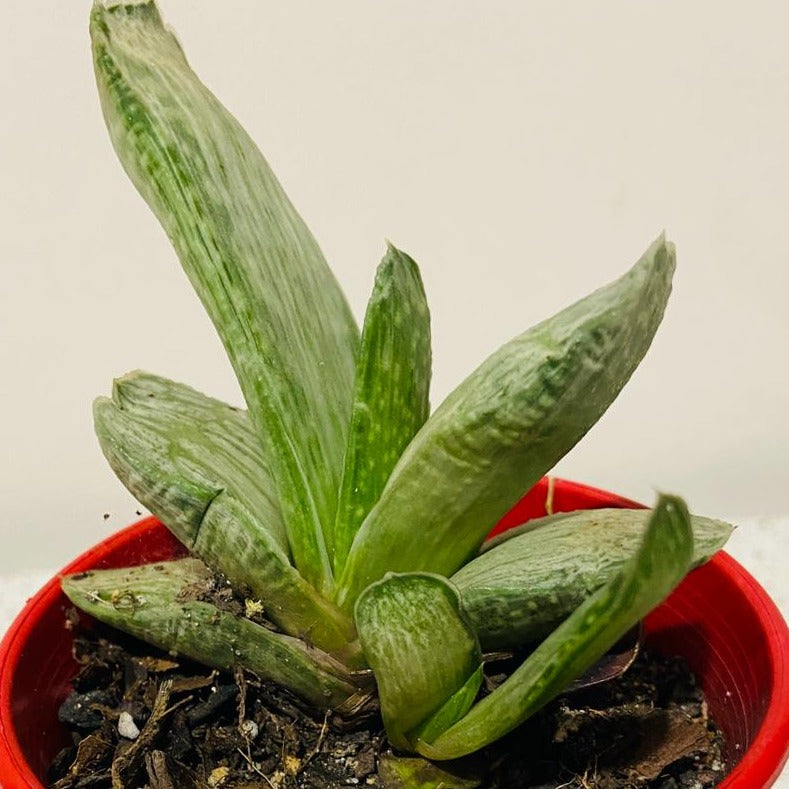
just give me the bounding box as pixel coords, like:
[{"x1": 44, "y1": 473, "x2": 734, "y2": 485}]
[
  {"x1": 338, "y1": 236, "x2": 675, "y2": 608},
  {"x1": 355, "y1": 573, "x2": 482, "y2": 750},
  {"x1": 90, "y1": 2, "x2": 359, "y2": 595},
  {"x1": 93, "y1": 372, "x2": 356, "y2": 655},
  {"x1": 332, "y1": 244, "x2": 431, "y2": 576},
  {"x1": 454, "y1": 507, "x2": 732, "y2": 649},
  {"x1": 62, "y1": 559, "x2": 369, "y2": 712},
  {"x1": 104, "y1": 371, "x2": 286, "y2": 550},
  {"x1": 417, "y1": 494, "x2": 695, "y2": 759}
]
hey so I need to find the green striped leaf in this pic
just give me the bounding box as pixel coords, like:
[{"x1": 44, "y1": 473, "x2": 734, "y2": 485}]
[
  {"x1": 62, "y1": 559, "x2": 370, "y2": 713},
  {"x1": 454, "y1": 507, "x2": 732, "y2": 649},
  {"x1": 105, "y1": 370, "x2": 286, "y2": 549},
  {"x1": 332, "y1": 244, "x2": 431, "y2": 575},
  {"x1": 94, "y1": 372, "x2": 357, "y2": 657},
  {"x1": 418, "y1": 494, "x2": 694, "y2": 759},
  {"x1": 355, "y1": 574, "x2": 482, "y2": 750},
  {"x1": 337, "y1": 236, "x2": 675, "y2": 608},
  {"x1": 90, "y1": 3, "x2": 358, "y2": 595}
]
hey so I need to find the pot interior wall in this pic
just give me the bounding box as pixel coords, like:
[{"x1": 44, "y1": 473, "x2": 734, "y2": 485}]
[{"x1": 644, "y1": 553, "x2": 774, "y2": 769}]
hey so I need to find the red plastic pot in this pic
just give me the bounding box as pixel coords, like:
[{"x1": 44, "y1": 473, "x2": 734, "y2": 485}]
[{"x1": 1, "y1": 478, "x2": 787, "y2": 787}]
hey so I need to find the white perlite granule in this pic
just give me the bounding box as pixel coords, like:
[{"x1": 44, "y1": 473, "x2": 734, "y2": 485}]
[{"x1": 117, "y1": 710, "x2": 140, "y2": 740}]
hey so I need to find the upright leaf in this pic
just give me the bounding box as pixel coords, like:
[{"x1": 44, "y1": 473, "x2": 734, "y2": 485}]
[
  {"x1": 453, "y1": 507, "x2": 732, "y2": 649},
  {"x1": 94, "y1": 372, "x2": 357, "y2": 656},
  {"x1": 90, "y1": 2, "x2": 358, "y2": 595},
  {"x1": 337, "y1": 236, "x2": 675, "y2": 608},
  {"x1": 418, "y1": 494, "x2": 694, "y2": 759},
  {"x1": 62, "y1": 559, "x2": 368, "y2": 713},
  {"x1": 355, "y1": 574, "x2": 482, "y2": 750},
  {"x1": 332, "y1": 244, "x2": 431, "y2": 574}
]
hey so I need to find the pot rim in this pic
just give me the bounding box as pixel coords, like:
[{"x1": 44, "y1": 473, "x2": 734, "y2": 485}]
[{"x1": 1, "y1": 478, "x2": 787, "y2": 788}]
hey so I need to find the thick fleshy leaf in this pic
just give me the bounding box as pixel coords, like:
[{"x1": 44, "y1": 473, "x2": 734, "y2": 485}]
[
  {"x1": 103, "y1": 370, "x2": 286, "y2": 549},
  {"x1": 418, "y1": 494, "x2": 694, "y2": 759},
  {"x1": 62, "y1": 559, "x2": 370, "y2": 713},
  {"x1": 90, "y1": 3, "x2": 358, "y2": 595},
  {"x1": 454, "y1": 507, "x2": 732, "y2": 649},
  {"x1": 332, "y1": 244, "x2": 431, "y2": 575},
  {"x1": 337, "y1": 236, "x2": 675, "y2": 608},
  {"x1": 94, "y1": 372, "x2": 357, "y2": 657},
  {"x1": 355, "y1": 574, "x2": 481, "y2": 750}
]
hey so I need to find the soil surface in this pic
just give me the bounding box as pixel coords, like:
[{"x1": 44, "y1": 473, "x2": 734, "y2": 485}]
[{"x1": 50, "y1": 622, "x2": 726, "y2": 789}]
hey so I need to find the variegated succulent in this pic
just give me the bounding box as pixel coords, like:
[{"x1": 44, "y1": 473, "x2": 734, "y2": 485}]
[{"x1": 63, "y1": 3, "x2": 732, "y2": 784}]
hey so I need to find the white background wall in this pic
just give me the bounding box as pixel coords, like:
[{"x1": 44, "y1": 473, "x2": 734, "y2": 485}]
[{"x1": 1, "y1": 1, "x2": 788, "y2": 574}]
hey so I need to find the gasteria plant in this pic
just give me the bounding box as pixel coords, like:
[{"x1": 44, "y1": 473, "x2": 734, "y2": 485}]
[{"x1": 63, "y1": 1, "x2": 733, "y2": 780}]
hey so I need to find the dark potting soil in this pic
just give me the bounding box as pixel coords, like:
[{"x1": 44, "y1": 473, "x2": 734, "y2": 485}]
[{"x1": 50, "y1": 623, "x2": 726, "y2": 789}]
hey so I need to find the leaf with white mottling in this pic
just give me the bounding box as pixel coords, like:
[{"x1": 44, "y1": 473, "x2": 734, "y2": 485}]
[
  {"x1": 62, "y1": 559, "x2": 367, "y2": 712},
  {"x1": 338, "y1": 237, "x2": 675, "y2": 608},
  {"x1": 355, "y1": 573, "x2": 481, "y2": 750},
  {"x1": 91, "y1": 2, "x2": 358, "y2": 595},
  {"x1": 332, "y1": 244, "x2": 431, "y2": 575},
  {"x1": 418, "y1": 494, "x2": 694, "y2": 759},
  {"x1": 454, "y1": 507, "x2": 732, "y2": 649},
  {"x1": 105, "y1": 370, "x2": 286, "y2": 548},
  {"x1": 94, "y1": 371, "x2": 356, "y2": 656}
]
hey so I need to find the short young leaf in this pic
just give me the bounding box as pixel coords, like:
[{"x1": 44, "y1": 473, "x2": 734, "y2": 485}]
[
  {"x1": 90, "y1": 2, "x2": 358, "y2": 595},
  {"x1": 453, "y1": 507, "x2": 732, "y2": 649},
  {"x1": 332, "y1": 244, "x2": 431, "y2": 575},
  {"x1": 355, "y1": 573, "x2": 482, "y2": 750},
  {"x1": 338, "y1": 236, "x2": 675, "y2": 608},
  {"x1": 418, "y1": 494, "x2": 694, "y2": 759}
]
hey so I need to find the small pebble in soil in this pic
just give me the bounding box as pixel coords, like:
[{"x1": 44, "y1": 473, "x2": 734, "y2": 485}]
[{"x1": 117, "y1": 711, "x2": 140, "y2": 740}]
